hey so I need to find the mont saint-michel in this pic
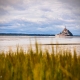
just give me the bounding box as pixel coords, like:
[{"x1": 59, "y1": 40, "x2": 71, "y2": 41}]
[{"x1": 55, "y1": 27, "x2": 73, "y2": 37}]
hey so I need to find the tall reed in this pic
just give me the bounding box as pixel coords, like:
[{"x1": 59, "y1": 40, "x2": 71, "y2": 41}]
[{"x1": 0, "y1": 42, "x2": 80, "y2": 80}]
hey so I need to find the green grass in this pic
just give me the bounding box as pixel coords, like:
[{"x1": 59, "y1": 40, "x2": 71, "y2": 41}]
[{"x1": 0, "y1": 42, "x2": 80, "y2": 80}]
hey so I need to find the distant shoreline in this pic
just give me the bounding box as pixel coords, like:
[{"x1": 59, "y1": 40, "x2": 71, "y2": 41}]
[
  {"x1": 0, "y1": 33, "x2": 55, "y2": 36},
  {"x1": 0, "y1": 33, "x2": 80, "y2": 37}
]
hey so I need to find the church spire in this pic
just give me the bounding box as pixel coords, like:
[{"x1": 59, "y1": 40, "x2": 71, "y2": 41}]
[
  {"x1": 64, "y1": 26, "x2": 67, "y2": 31},
  {"x1": 65, "y1": 26, "x2": 66, "y2": 29}
]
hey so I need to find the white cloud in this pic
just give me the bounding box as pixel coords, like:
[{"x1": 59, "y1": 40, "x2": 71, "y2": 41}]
[
  {"x1": 0, "y1": 0, "x2": 78, "y2": 23},
  {"x1": 37, "y1": 26, "x2": 53, "y2": 31},
  {"x1": 56, "y1": 25, "x2": 65, "y2": 29},
  {"x1": 76, "y1": 25, "x2": 80, "y2": 29}
]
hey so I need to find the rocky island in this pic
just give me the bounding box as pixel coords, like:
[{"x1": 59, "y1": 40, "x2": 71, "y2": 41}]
[{"x1": 55, "y1": 27, "x2": 73, "y2": 37}]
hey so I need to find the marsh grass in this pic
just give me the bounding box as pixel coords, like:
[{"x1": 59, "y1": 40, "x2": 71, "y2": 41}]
[{"x1": 0, "y1": 42, "x2": 80, "y2": 80}]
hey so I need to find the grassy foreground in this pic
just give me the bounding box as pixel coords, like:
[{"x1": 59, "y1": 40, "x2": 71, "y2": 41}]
[{"x1": 0, "y1": 43, "x2": 80, "y2": 80}]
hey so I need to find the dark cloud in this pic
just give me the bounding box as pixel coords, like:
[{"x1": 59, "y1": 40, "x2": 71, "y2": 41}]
[
  {"x1": 0, "y1": 0, "x2": 26, "y2": 10},
  {"x1": 0, "y1": 0, "x2": 22, "y2": 6},
  {"x1": 60, "y1": 0, "x2": 80, "y2": 7},
  {"x1": 0, "y1": 8, "x2": 9, "y2": 15},
  {"x1": 41, "y1": 8, "x2": 52, "y2": 12}
]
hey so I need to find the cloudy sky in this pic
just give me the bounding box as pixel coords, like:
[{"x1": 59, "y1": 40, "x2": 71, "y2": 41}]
[{"x1": 0, "y1": 0, "x2": 80, "y2": 35}]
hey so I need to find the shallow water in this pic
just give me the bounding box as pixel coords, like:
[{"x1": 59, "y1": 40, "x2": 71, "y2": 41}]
[{"x1": 0, "y1": 36, "x2": 80, "y2": 54}]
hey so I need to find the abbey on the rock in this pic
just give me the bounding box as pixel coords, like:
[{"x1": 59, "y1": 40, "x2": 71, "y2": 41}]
[{"x1": 55, "y1": 26, "x2": 73, "y2": 37}]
